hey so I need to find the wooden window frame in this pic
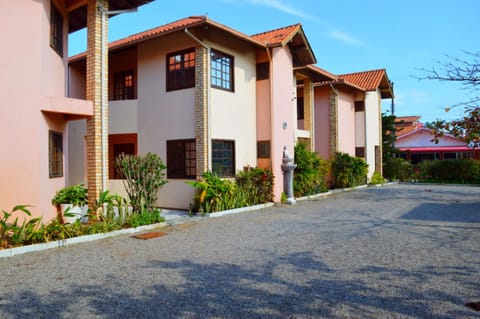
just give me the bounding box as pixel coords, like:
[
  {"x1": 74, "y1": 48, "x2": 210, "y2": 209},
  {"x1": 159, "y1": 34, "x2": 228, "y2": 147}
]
[
  {"x1": 166, "y1": 48, "x2": 195, "y2": 91},
  {"x1": 50, "y1": 1, "x2": 63, "y2": 57},
  {"x1": 211, "y1": 49, "x2": 234, "y2": 92},
  {"x1": 49, "y1": 131, "x2": 63, "y2": 178},
  {"x1": 167, "y1": 139, "x2": 196, "y2": 179},
  {"x1": 355, "y1": 101, "x2": 365, "y2": 112},
  {"x1": 257, "y1": 141, "x2": 271, "y2": 159},
  {"x1": 212, "y1": 140, "x2": 235, "y2": 177},
  {"x1": 109, "y1": 134, "x2": 137, "y2": 179},
  {"x1": 256, "y1": 62, "x2": 269, "y2": 80},
  {"x1": 355, "y1": 147, "x2": 365, "y2": 158},
  {"x1": 113, "y1": 70, "x2": 136, "y2": 100}
]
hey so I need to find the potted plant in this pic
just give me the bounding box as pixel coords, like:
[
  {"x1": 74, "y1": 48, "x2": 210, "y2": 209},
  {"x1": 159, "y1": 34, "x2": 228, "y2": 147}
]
[{"x1": 51, "y1": 184, "x2": 88, "y2": 223}]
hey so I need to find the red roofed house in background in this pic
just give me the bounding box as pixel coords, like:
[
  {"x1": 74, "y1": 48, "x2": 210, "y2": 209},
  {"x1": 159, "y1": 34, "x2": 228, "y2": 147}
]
[
  {"x1": 0, "y1": 0, "x2": 153, "y2": 221},
  {"x1": 394, "y1": 116, "x2": 479, "y2": 164}
]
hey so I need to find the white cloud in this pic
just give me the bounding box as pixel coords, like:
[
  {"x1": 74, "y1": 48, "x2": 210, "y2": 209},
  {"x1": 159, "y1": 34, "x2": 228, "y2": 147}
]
[
  {"x1": 329, "y1": 29, "x2": 364, "y2": 46},
  {"x1": 247, "y1": 0, "x2": 314, "y2": 20}
]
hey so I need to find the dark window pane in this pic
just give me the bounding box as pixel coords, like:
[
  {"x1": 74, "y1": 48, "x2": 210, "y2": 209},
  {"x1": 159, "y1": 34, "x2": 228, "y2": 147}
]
[
  {"x1": 297, "y1": 97, "x2": 305, "y2": 120},
  {"x1": 167, "y1": 139, "x2": 196, "y2": 179},
  {"x1": 50, "y1": 2, "x2": 63, "y2": 56},
  {"x1": 257, "y1": 141, "x2": 270, "y2": 159},
  {"x1": 167, "y1": 49, "x2": 195, "y2": 91},
  {"x1": 355, "y1": 101, "x2": 365, "y2": 112},
  {"x1": 212, "y1": 140, "x2": 234, "y2": 177},
  {"x1": 211, "y1": 50, "x2": 234, "y2": 92},
  {"x1": 49, "y1": 131, "x2": 63, "y2": 178}
]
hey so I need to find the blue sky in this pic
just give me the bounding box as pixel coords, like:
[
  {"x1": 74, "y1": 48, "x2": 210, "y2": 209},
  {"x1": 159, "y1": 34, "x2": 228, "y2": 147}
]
[{"x1": 69, "y1": 0, "x2": 479, "y2": 123}]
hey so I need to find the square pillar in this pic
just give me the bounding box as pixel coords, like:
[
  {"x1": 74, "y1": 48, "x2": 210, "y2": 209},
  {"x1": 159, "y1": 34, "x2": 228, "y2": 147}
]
[
  {"x1": 86, "y1": 0, "x2": 108, "y2": 209},
  {"x1": 195, "y1": 46, "x2": 209, "y2": 178}
]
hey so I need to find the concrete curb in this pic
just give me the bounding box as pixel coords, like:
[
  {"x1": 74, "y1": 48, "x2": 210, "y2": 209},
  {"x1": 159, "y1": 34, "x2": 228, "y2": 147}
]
[{"x1": 208, "y1": 202, "x2": 275, "y2": 218}]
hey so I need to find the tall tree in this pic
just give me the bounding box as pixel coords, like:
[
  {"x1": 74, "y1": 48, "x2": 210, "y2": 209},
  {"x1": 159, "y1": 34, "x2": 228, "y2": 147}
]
[
  {"x1": 382, "y1": 113, "x2": 398, "y2": 161},
  {"x1": 419, "y1": 51, "x2": 480, "y2": 143}
]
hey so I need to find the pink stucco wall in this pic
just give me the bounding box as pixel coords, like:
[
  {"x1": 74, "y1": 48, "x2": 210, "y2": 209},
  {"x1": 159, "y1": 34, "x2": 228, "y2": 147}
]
[
  {"x1": 270, "y1": 47, "x2": 296, "y2": 201},
  {"x1": 0, "y1": 1, "x2": 91, "y2": 221},
  {"x1": 314, "y1": 86, "x2": 331, "y2": 160},
  {"x1": 337, "y1": 91, "x2": 356, "y2": 157}
]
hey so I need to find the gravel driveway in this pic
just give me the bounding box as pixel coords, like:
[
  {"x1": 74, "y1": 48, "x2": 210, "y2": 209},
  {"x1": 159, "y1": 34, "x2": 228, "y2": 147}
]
[{"x1": 1, "y1": 183, "x2": 479, "y2": 318}]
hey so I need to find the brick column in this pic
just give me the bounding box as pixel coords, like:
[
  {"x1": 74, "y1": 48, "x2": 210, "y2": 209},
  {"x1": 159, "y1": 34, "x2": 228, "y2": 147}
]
[
  {"x1": 86, "y1": 0, "x2": 108, "y2": 209},
  {"x1": 329, "y1": 89, "x2": 338, "y2": 159},
  {"x1": 195, "y1": 46, "x2": 209, "y2": 178},
  {"x1": 303, "y1": 78, "x2": 314, "y2": 151}
]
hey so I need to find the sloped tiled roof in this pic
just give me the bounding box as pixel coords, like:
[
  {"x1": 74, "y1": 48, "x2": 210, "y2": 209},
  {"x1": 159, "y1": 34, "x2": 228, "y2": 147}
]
[
  {"x1": 251, "y1": 24, "x2": 300, "y2": 46},
  {"x1": 394, "y1": 116, "x2": 423, "y2": 137},
  {"x1": 339, "y1": 69, "x2": 394, "y2": 98},
  {"x1": 70, "y1": 16, "x2": 315, "y2": 66},
  {"x1": 251, "y1": 24, "x2": 316, "y2": 66}
]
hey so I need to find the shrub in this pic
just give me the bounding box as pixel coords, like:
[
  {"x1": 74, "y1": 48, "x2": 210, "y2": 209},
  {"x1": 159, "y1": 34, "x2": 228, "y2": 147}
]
[
  {"x1": 187, "y1": 172, "x2": 239, "y2": 213},
  {"x1": 115, "y1": 152, "x2": 167, "y2": 214},
  {"x1": 416, "y1": 159, "x2": 480, "y2": 183},
  {"x1": 331, "y1": 152, "x2": 368, "y2": 188},
  {"x1": 370, "y1": 172, "x2": 385, "y2": 185},
  {"x1": 293, "y1": 143, "x2": 330, "y2": 196},
  {"x1": 236, "y1": 166, "x2": 274, "y2": 205},
  {"x1": 126, "y1": 209, "x2": 165, "y2": 228},
  {"x1": 383, "y1": 157, "x2": 412, "y2": 181}
]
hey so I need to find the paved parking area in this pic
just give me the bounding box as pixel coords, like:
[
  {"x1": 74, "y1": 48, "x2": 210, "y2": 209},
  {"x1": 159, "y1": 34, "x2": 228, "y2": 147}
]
[{"x1": 0, "y1": 183, "x2": 479, "y2": 318}]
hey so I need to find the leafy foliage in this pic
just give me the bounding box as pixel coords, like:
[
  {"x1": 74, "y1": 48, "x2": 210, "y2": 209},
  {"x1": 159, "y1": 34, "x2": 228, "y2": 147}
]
[
  {"x1": 331, "y1": 152, "x2": 368, "y2": 188},
  {"x1": 115, "y1": 152, "x2": 167, "y2": 214},
  {"x1": 370, "y1": 172, "x2": 386, "y2": 185},
  {"x1": 416, "y1": 159, "x2": 480, "y2": 184},
  {"x1": 188, "y1": 168, "x2": 274, "y2": 214},
  {"x1": 382, "y1": 113, "x2": 399, "y2": 162},
  {"x1": 126, "y1": 209, "x2": 164, "y2": 228},
  {"x1": 51, "y1": 184, "x2": 88, "y2": 206},
  {"x1": 293, "y1": 143, "x2": 330, "y2": 196},
  {"x1": 383, "y1": 157, "x2": 412, "y2": 181},
  {"x1": 236, "y1": 166, "x2": 274, "y2": 205}
]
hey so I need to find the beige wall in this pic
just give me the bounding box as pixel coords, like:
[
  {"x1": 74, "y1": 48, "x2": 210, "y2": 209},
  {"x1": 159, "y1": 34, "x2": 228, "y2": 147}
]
[
  {"x1": 365, "y1": 90, "x2": 381, "y2": 178},
  {"x1": 337, "y1": 91, "x2": 356, "y2": 156}
]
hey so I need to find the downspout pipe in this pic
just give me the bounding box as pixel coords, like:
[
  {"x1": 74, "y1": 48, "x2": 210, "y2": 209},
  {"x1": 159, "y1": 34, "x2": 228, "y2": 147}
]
[{"x1": 184, "y1": 28, "x2": 212, "y2": 171}]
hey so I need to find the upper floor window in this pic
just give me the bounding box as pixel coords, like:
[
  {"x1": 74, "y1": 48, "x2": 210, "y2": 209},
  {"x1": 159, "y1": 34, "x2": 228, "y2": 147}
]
[
  {"x1": 50, "y1": 2, "x2": 63, "y2": 57},
  {"x1": 211, "y1": 50, "x2": 234, "y2": 91},
  {"x1": 355, "y1": 101, "x2": 365, "y2": 112},
  {"x1": 297, "y1": 97, "x2": 305, "y2": 120},
  {"x1": 113, "y1": 70, "x2": 135, "y2": 100},
  {"x1": 49, "y1": 131, "x2": 63, "y2": 178},
  {"x1": 166, "y1": 48, "x2": 195, "y2": 91},
  {"x1": 256, "y1": 62, "x2": 269, "y2": 80}
]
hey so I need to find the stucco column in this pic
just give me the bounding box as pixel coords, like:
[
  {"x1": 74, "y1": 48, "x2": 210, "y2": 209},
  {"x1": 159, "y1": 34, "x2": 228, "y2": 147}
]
[
  {"x1": 303, "y1": 78, "x2": 314, "y2": 151},
  {"x1": 195, "y1": 46, "x2": 209, "y2": 178},
  {"x1": 86, "y1": 0, "x2": 108, "y2": 209},
  {"x1": 329, "y1": 89, "x2": 339, "y2": 159}
]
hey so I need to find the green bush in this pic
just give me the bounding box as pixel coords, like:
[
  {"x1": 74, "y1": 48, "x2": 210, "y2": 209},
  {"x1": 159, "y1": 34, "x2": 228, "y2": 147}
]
[
  {"x1": 126, "y1": 209, "x2": 165, "y2": 228},
  {"x1": 331, "y1": 152, "x2": 368, "y2": 188},
  {"x1": 370, "y1": 172, "x2": 386, "y2": 185},
  {"x1": 115, "y1": 152, "x2": 167, "y2": 214},
  {"x1": 383, "y1": 157, "x2": 412, "y2": 181},
  {"x1": 417, "y1": 159, "x2": 480, "y2": 183},
  {"x1": 236, "y1": 167, "x2": 274, "y2": 205},
  {"x1": 293, "y1": 143, "x2": 330, "y2": 196}
]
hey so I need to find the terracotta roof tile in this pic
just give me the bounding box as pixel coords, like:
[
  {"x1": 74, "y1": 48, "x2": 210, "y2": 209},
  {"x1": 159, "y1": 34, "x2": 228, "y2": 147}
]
[
  {"x1": 251, "y1": 24, "x2": 300, "y2": 46},
  {"x1": 338, "y1": 69, "x2": 386, "y2": 91}
]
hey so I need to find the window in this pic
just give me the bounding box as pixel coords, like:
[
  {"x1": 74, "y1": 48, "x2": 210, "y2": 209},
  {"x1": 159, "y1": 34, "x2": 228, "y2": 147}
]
[
  {"x1": 212, "y1": 140, "x2": 235, "y2": 177},
  {"x1": 113, "y1": 70, "x2": 135, "y2": 100},
  {"x1": 50, "y1": 2, "x2": 63, "y2": 56},
  {"x1": 211, "y1": 50, "x2": 234, "y2": 91},
  {"x1": 109, "y1": 134, "x2": 137, "y2": 179},
  {"x1": 257, "y1": 141, "x2": 270, "y2": 159},
  {"x1": 256, "y1": 62, "x2": 269, "y2": 80},
  {"x1": 355, "y1": 101, "x2": 365, "y2": 112},
  {"x1": 166, "y1": 48, "x2": 195, "y2": 91},
  {"x1": 355, "y1": 147, "x2": 365, "y2": 158},
  {"x1": 297, "y1": 97, "x2": 305, "y2": 120},
  {"x1": 167, "y1": 139, "x2": 196, "y2": 179},
  {"x1": 49, "y1": 131, "x2": 63, "y2": 178}
]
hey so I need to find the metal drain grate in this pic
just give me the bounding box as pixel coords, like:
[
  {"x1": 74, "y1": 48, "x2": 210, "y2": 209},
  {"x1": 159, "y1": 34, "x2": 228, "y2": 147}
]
[
  {"x1": 132, "y1": 231, "x2": 167, "y2": 240},
  {"x1": 466, "y1": 302, "x2": 480, "y2": 311}
]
